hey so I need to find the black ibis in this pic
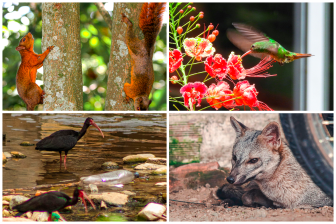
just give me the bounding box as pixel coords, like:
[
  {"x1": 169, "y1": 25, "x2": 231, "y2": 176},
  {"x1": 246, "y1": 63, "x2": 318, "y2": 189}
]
[
  {"x1": 12, "y1": 188, "x2": 96, "y2": 221},
  {"x1": 36, "y1": 117, "x2": 104, "y2": 169}
]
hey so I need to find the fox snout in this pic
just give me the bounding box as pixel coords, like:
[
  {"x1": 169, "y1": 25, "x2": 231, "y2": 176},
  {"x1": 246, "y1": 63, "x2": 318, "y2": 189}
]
[{"x1": 227, "y1": 176, "x2": 235, "y2": 184}]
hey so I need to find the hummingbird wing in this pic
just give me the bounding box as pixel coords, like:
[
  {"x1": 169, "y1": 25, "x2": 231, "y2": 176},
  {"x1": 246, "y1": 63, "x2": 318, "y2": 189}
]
[
  {"x1": 227, "y1": 29, "x2": 268, "y2": 59},
  {"x1": 232, "y1": 23, "x2": 270, "y2": 43}
]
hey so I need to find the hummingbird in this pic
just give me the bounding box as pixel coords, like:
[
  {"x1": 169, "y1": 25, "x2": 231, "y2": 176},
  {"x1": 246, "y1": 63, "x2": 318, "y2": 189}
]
[{"x1": 227, "y1": 23, "x2": 313, "y2": 65}]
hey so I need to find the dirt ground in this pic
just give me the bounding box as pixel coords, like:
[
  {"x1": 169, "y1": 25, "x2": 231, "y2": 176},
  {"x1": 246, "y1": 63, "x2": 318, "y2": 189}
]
[{"x1": 169, "y1": 186, "x2": 334, "y2": 221}]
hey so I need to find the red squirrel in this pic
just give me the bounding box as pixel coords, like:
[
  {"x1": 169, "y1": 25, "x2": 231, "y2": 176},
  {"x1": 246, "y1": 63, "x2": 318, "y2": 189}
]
[
  {"x1": 15, "y1": 32, "x2": 54, "y2": 111},
  {"x1": 121, "y1": 2, "x2": 166, "y2": 111}
]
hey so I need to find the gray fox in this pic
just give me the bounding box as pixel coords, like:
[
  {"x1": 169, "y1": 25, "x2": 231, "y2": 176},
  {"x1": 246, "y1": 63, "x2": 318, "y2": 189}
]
[{"x1": 216, "y1": 116, "x2": 333, "y2": 208}]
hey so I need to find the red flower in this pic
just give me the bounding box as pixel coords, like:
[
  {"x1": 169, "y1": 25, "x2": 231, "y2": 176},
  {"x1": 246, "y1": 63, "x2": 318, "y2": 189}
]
[
  {"x1": 183, "y1": 38, "x2": 215, "y2": 61},
  {"x1": 233, "y1": 80, "x2": 273, "y2": 111},
  {"x1": 227, "y1": 52, "x2": 277, "y2": 80},
  {"x1": 206, "y1": 81, "x2": 234, "y2": 110},
  {"x1": 204, "y1": 54, "x2": 228, "y2": 80},
  {"x1": 233, "y1": 80, "x2": 259, "y2": 107},
  {"x1": 169, "y1": 49, "x2": 183, "y2": 73},
  {"x1": 227, "y1": 52, "x2": 245, "y2": 80},
  {"x1": 180, "y1": 82, "x2": 207, "y2": 108}
]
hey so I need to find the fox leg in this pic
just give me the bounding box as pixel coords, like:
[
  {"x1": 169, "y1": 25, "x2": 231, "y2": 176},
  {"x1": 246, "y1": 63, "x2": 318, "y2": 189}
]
[{"x1": 242, "y1": 189, "x2": 274, "y2": 208}]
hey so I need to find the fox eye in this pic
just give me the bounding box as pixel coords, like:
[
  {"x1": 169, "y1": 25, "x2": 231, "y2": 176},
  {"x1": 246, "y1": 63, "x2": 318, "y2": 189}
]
[
  {"x1": 248, "y1": 158, "x2": 258, "y2": 164},
  {"x1": 232, "y1": 155, "x2": 237, "y2": 161}
]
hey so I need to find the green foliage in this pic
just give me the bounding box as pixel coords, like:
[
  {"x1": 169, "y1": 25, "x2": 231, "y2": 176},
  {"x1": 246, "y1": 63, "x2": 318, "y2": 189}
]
[{"x1": 3, "y1": 3, "x2": 166, "y2": 111}]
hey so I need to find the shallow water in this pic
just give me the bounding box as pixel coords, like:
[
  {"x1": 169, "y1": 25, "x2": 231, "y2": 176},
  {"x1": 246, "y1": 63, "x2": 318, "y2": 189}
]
[{"x1": 3, "y1": 113, "x2": 167, "y2": 221}]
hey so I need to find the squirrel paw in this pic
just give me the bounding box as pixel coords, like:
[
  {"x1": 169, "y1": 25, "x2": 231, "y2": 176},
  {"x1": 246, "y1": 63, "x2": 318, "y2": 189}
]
[
  {"x1": 124, "y1": 96, "x2": 131, "y2": 104},
  {"x1": 121, "y1": 13, "x2": 132, "y2": 26},
  {"x1": 48, "y1": 46, "x2": 55, "y2": 51}
]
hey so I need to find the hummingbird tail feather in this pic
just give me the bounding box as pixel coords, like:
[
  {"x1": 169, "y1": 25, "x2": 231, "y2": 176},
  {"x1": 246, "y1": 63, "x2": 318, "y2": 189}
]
[{"x1": 293, "y1": 53, "x2": 313, "y2": 59}]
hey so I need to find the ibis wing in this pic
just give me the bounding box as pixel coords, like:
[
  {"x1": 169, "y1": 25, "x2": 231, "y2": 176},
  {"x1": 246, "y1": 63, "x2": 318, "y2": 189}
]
[
  {"x1": 232, "y1": 23, "x2": 269, "y2": 43},
  {"x1": 36, "y1": 130, "x2": 78, "y2": 151},
  {"x1": 227, "y1": 29, "x2": 268, "y2": 59},
  {"x1": 13, "y1": 192, "x2": 69, "y2": 213}
]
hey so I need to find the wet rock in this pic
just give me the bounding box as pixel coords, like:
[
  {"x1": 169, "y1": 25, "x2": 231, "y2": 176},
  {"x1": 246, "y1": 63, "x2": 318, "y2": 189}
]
[
  {"x1": 10, "y1": 151, "x2": 27, "y2": 158},
  {"x1": 151, "y1": 167, "x2": 167, "y2": 175},
  {"x1": 3, "y1": 209, "x2": 11, "y2": 217},
  {"x1": 3, "y1": 195, "x2": 15, "y2": 202},
  {"x1": 19, "y1": 141, "x2": 34, "y2": 146},
  {"x1": 3, "y1": 153, "x2": 7, "y2": 163},
  {"x1": 3, "y1": 217, "x2": 33, "y2": 222},
  {"x1": 9, "y1": 195, "x2": 30, "y2": 210},
  {"x1": 101, "y1": 201, "x2": 107, "y2": 209},
  {"x1": 134, "y1": 163, "x2": 166, "y2": 170},
  {"x1": 162, "y1": 193, "x2": 167, "y2": 200},
  {"x1": 101, "y1": 161, "x2": 119, "y2": 169},
  {"x1": 3, "y1": 200, "x2": 10, "y2": 205},
  {"x1": 89, "y1": 184, "x2": 98, "y2": 193},
  {"x1": 155, "y1": 182, "x2": 167, "y2": 186},
  {"x1": 35, "y1": 191, "x2": 47, "y2": 196},
  {"x1": 31, "y1": 212, "x2": 49, "y2": 221},
  {"x1": 123, "y1": 154, "x2": 155, "y2": 163},
  {"x1": 4, "y1": 152, "x2": 11, "y2": 158},
  {"x1": 121, "y1": 190, "x2": 136, "y2": 196},
  {"x1": 89, "y1": 192, "x2": 129, "y2": 206},
  {"x1": 138, "y1": 202, "x2": 166, "y2": 221},
  {"x1": 26, "y1": 212, "x2": 33, "y2": 219},
  {"x1": 147, "y1": 158, "x2": 167, "y2": 165}
]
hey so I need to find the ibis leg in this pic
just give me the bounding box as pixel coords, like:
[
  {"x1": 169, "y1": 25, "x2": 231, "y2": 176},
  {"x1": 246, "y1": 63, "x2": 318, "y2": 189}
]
[{"x1": 64, "y1": 151, "x2": 68, "y2": 170}]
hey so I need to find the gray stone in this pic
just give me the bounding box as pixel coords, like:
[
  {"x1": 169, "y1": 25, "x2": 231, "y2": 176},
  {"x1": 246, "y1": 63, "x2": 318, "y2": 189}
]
[
  {"x1": 134, "y1": 163, "x2": 166, "y2": 170},
  {"x1": 101, "y1": 161, "x2": 119, "y2": 169},
  {"x1": 9, "y1": 196, "x2": 30, "y2": 210},
  {"x1": 138, "y1": 203, "x2": 166, "y2": 221},
  {"x1": 89, "y1": 192, "x2": 129, "y2": 206},
  {"x1": 146, "y1": 158, "x2": 167, "y2": 165},
  {"x1": 123, "y1": 154, "x2": 155, "y2": 163},
  {"x1": 89, "y1": 184, "x2": 98, "y2": 193}
]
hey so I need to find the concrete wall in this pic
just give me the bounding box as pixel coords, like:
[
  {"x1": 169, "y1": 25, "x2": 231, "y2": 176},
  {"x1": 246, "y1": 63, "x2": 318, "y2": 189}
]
[{"x1": 170, "y1": 113, "x2": 281, "y2": 167}]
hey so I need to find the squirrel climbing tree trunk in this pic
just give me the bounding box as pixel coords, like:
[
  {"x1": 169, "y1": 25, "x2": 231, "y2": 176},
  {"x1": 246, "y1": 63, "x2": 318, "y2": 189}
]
[
  {"x1": 105, "y1": 3, "x2": 142, "y2": 111},
  {"x1": 41, "y1": 3, "x2": 83, "y2": 111}
]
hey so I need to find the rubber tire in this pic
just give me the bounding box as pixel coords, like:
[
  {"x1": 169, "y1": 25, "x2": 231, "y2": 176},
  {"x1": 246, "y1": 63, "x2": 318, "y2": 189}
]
[{"x1": 279, "y1": 114, "x2": 333, "y2": 198}]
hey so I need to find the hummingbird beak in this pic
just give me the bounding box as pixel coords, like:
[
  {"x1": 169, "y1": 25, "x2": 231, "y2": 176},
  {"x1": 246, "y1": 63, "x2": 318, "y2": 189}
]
[{"x1": 241, "y1": 50, "x2": 252, "y2": 58}]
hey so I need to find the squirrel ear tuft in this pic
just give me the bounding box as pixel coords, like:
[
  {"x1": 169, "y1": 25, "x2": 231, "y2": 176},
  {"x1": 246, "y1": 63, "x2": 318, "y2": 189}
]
[{"x1": 230, "y1": 116, "x2": 248, "y2": 137}]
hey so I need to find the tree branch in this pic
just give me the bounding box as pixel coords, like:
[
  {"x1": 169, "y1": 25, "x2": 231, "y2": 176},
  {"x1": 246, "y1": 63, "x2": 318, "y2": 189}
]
[{"x1": 95, "y1": 2, "x2": 113, "y2": 32}]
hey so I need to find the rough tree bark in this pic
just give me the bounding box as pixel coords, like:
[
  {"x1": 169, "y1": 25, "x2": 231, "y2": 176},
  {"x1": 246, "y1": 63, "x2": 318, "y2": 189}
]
[
  {"x1": 105, "y1": 3, "x2": 143, "y2": 111},
  {"x1": 41, "y1": 3, "x2": 83, "y2": 111}
]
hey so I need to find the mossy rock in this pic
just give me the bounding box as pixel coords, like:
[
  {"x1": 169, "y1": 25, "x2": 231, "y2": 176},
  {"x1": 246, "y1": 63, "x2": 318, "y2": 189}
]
[
  {"x1": 151, "y1": 167, "x2": 167, "y2": 175},
  {"x1": 20, "y1": 141, "x2": 34, "y2": 146},
  {"x1": 123, "y1": 154, "x2": 155, "y2": 163},
  {"x1": 10, "y1": 151, "x2": 27, "y2": 158}
]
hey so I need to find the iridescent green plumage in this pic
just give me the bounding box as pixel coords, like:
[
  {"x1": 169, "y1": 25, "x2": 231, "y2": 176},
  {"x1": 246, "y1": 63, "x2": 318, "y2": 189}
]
[{"x1": 227, "y1": 23, "x2": 312, "y2": 65}]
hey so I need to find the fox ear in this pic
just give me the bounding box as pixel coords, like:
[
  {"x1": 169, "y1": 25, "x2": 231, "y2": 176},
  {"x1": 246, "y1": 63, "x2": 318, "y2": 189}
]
[
  {"x1": 261, "y1": 122, "x2": 281, "y2": 149},
  {"x1": 230, "y1": 116, "x2": 248, "y2": 137}
]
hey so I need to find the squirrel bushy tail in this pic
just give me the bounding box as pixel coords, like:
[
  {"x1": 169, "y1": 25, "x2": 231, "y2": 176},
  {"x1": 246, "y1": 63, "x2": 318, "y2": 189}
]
[{"x1": 139, "y1": 3, "x2": 166, "y2": 51}]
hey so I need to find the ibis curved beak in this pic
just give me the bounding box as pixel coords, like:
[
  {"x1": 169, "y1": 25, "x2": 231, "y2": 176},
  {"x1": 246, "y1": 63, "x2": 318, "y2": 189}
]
[
  {"x1": 90, "y1": 120, "x2": 104, "y2": 138},
  {"x1": 79, "y1": 190, "x2": 96, "y2": 213},
  {"x1": 241, "y1": 50, "x2": 252, "y2": 58}
]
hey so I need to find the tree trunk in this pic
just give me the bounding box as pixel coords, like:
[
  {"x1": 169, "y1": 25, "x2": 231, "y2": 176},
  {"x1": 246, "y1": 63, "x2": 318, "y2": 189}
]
[
  {"x1": 105, "y1": 3, "x2": 143, "y2": 111},
  {"x1": 41, "y1": 3, "x2": 83, "y2": 111}
]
